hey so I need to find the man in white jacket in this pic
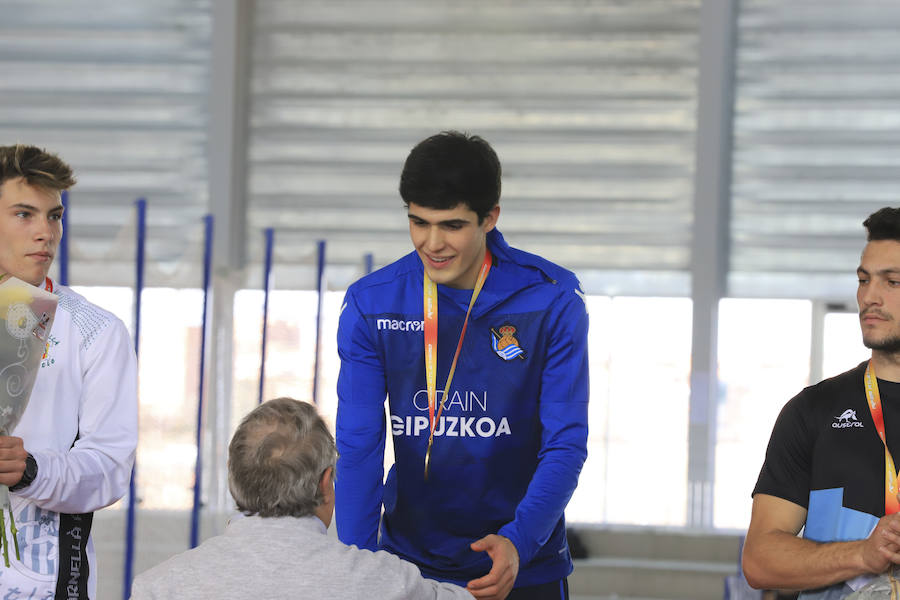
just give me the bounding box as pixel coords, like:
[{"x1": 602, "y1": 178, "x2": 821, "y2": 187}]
[
  {"x1": 131, "y1": 397, "x2": 473, "y2": 600},
  {"x1": 0, "y1": 144, "x2": 138, "y2": 599}
]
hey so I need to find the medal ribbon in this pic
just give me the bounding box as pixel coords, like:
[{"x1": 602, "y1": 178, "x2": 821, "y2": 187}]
[
  {"x1": 423, "y1": 249, "x2": 492, "y2": 478},
  {"x1": 864, "y1": 361, "x2": 900, "y2": 515}
]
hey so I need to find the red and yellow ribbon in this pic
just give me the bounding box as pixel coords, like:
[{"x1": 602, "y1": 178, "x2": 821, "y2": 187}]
[
  {"x1": 423, "y1": 249, "x2": 492, "y2": 479},
  {"x1": 864, "y1": 361, "x2": 900, "y2": 515}
]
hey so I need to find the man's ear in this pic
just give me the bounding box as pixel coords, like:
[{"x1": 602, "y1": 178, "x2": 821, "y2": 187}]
[
  {"x1": 319, "y1": 467, "x2": 334, "y2": 499},
  {"x1": 482, "y1": 205, "x2": 500, "y2": 233}
]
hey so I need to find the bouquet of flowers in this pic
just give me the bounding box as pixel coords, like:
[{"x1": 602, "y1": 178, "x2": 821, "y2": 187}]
[
  {"x1": 847, "y1": 568, "x2": 900, "y2": 599},
  {"x1": 0, "y1": 274, "x2": 58, "y2": 567}
]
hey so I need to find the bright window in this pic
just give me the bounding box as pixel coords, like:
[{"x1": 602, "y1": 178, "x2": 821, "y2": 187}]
[
  {"x1": 823, "y1": 311, "x2": 868, "y2": 380},
  {"x1": 715, "y1": 298, "x2": 812, "y2": 529},
  {"x1": 568, "y1": 296, "x2": 692, "y2": 526},
  {"x1": 73, "y1": 286, "x2": 204, "y2": 511},
  {"x1": 232, "y1": 289, "x2": 344, "y2": 429}
]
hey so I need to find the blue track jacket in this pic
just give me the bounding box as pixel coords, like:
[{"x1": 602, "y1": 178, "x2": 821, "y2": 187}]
[{"x1": 335, "y1": 229, "x2": 589, "y2": 587}]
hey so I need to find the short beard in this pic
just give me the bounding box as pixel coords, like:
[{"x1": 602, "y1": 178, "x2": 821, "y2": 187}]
[{"x1": 864, "y1": 334, "x2": 900, "y2": 354}]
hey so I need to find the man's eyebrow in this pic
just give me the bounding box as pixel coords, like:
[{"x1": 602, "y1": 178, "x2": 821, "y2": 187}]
[
  {"x1": 8, "y1": 203, "x2": 39, "y2": 211},
  {"x1": 407, "y1": 213, "x2": 470, "y2": 226},
  {"x1": 8, "y1": 202, "x2": 64, "y2": 212},
  {"x1": 857, "y1": 267, "x2": 900, "y2": 276}
]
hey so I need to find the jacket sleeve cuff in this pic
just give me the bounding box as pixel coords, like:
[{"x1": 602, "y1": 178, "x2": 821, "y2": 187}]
[{"x1": 497, "y1": 523, "x2": 533, "y2": 566}]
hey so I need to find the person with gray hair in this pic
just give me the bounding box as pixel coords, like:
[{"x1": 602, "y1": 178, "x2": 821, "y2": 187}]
[
  {"x1": 131, "y1": 398, "x2": 473, "y2": 600},
  {"x1": 228, "y1": 396, "x2": 338, "y2": 520}
]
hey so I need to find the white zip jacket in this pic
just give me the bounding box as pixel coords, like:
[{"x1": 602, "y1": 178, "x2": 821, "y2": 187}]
[{"x1": 2, "y1": 280, "x2": 138, "y2": 599}]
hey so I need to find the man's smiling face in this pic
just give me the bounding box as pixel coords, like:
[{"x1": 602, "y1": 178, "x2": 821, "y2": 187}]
[{"x1": 407, "y1": 202, "x2": 499, "y2": 289}]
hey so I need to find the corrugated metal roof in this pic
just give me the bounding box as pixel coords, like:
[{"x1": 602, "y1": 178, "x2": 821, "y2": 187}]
[
  {"x1": 247, "y1": 0, "x2": 700, "y2": 293},
  {"x1": 0, "y1": 0, "x2": 211, "y2": 286},
  {"x1": 730, "y1": 0, "x2": 900, "y2": 298}
]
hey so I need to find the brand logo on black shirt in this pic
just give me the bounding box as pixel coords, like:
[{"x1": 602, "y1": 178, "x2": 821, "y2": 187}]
[{"x1": 832, "y1": 408, "x2": 864, "y2": 429}]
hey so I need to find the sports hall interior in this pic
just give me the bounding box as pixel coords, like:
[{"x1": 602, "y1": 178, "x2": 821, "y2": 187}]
[{"x1": 3, "y1": 1, "x2": 894, "y2": 598}]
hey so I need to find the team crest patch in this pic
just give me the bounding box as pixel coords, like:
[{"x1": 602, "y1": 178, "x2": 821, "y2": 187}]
[{"x1": 490, "y1": 324, "x2": 526, "y2": 361}]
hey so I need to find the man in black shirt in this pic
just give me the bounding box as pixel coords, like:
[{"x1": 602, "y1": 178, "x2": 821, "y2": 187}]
[{"x1": 744, "y1": 207, "x2": 900, "y2": 599}]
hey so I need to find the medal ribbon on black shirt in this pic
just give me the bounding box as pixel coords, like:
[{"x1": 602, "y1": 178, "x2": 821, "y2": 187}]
[
  {"x1": 863, "y1": 361, "x2": 900, "y2": 514},
  {"x1": 423, "y1": 248, "x2": 492, "y2": 480}
]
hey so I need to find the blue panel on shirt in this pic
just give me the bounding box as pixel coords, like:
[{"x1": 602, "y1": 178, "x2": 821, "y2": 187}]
[{"x1": 804, "y1": 488, "x2": 878, "y2": 543}]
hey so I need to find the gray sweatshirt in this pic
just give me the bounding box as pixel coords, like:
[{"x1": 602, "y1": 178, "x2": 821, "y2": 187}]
[{"x1": 130, "y1": 514, "x2": 474, "y2": 600}]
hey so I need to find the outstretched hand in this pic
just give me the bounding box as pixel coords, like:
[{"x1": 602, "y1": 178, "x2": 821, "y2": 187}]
[{"x1": 467, "y1": 534, "x2": 519, "y2": 600}]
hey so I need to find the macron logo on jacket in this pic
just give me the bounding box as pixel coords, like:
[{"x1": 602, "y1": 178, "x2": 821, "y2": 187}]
[{"x1": 376, "y1": 318, "x2": 424, "y2": 332}]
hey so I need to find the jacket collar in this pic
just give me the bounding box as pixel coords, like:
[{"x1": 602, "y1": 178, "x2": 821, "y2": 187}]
[{"x1": 442, "y1": 228, "x2": 548, "y2": 318}]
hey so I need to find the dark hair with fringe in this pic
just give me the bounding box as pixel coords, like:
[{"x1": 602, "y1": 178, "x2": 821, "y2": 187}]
[
  {"x1": 864, "y1": 207, "x2": 900, "y2": 242},
  {"x1": 0, "y1": 144, "x2": 75, "y2": 195},
  {"x1": 399, "y1": 130, "x2": 501, "y2": 223}
]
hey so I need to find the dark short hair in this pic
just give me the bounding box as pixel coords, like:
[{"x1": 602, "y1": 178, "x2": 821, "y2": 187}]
[
  {"x1": 228, "y1": 398, "x2": 337, "y2": 518},
  {"x1": 864, "y1": 207, "x2": 900, "y2": 242},
  {"x1": 399, "y1": 130, "x2": 501, "y2": 223},
  {"x1": 0, "y1": 144, "x2": 75, "y2": 195}
]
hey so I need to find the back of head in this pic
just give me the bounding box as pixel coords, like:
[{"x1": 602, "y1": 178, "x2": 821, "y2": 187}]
[
  {"x1": 399, "y1": 130, "x2": 501, "y2": 223},
  {"x1": 228, "y1": 397, "x2": 337, "y2": 518},
  {"x1": 0, "y1": 144, "x2": 76, "y2": 195},
  {"x1": 864, "y1": 207, "x2": 900, "y2": 242}
]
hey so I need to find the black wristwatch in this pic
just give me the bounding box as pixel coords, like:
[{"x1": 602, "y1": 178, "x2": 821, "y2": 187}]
[{"x1": 10, "y1": 453, "x2": 37, "y2": 492}]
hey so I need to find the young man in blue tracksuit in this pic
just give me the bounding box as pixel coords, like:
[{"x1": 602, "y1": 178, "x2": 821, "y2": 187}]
[{"x1": 336, "y1": 131, "x2": 589, "y2": 600}]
